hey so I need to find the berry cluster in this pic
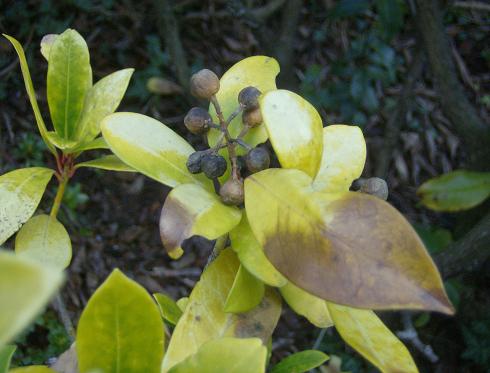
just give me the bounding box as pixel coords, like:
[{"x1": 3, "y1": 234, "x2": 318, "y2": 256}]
[{"x1": 184, "y1": 69, "x2": 270, "y2": 206}]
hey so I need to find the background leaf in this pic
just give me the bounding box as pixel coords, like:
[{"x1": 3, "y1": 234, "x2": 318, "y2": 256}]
[
  {"x1": 270, "y1": 350, "x2": 329, "y2": 373},
  {"x1": 0, "y1": 168, "x2": 54, "y2": 245},
  {"x1": 0, "y1": 251, "x2": 63, "y2": 347},
  {"x1": 47, "y1": 29, "x2": 92, "y2": 140},
  {"x1": 75, "y1": 155, "x2": 135, "y2": 172},
  {"x1": 76, "y1": 269, "x2": 164, "y2": 373},
  {"x1": 0, "y1": 345, "x2": 16, "y2": 373},
  {"x1": 153, "y1": 293, "x2": 183, "y2": 325},
  {"x1": 224, "y1": 265, "x2": 265, "y2": 313},
  {"x1": 15, "y1": 214, "x2": 72, "y2": 269}
]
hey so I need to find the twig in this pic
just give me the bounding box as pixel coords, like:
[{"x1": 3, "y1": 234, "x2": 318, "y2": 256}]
[
  {"x1": 397, "y1": 312, "x2": 438, "y2": 363},
  {"x1": 53, "y1": 294, "x2": 76, "y2": 343},
  {"x1": 204, "y1": 235, "x2": 228, "y2": 270},
  {"x1": 453, "y1": 1, "x2": 490, "y2": 12}
]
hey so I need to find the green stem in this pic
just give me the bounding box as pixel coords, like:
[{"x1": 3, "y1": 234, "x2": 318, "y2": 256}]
[{"x1": 50, "y1": 176, "x2": 68, "y2": 218}]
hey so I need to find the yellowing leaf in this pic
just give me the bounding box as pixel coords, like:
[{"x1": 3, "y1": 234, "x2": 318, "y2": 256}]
[
  {"x1": 2, "y1": 35, "x2": 55, "y2": 154},
  {"x1": 76, "y1": 68, "x2": 134, "y2": 142},
  {"x1": 45, "y1": 132, "x2": 78, "y2": 150},
  {"x1": 168, "y1": 338, "x2": 267, "y2": 373},
  {"x1": 0, "y1": 345, "x2": 16, "y2": 373},
  {"x1": 153, "y1": 293, "x2": 183, "y2": 325},
  {"x1": 417, "y1": 170, "x2": 490, "y2": 211},
  {"x1": 280, "y1": 282, "x2": 333, "y2": 328},
  {"x1": 47, "y1": 29, "x2": 92, "y2": 140},
  {"x1": 101, "y1": 112, "x2": 212, "y2": 189},
  {"x1": 229, "y1": 215, "x2": 287, "y2": 287},
  {"x1": 0, "y1": 251, "x2": 63, "y2": 347},
  {"x1": 244, "y1": 168, "x2": 453, "y2": 314},
  {"x1": 208, "y1": 56, "x2": 279, "y2": 154},
  {"x1": 15, "y1": 214, "x2": 72, "y2": 269},
  {"x1": 270, "y1": 350, "x2": 329, "y2": 373},
  {"x1": 225, "y1": 265, "x2": 265, "y2": 313},
  {"x1": 313, "y1": 125, "x2": 366, "y2": 192},
  {"x1": 159, "y1": 183, "x2": 241, "y2": 259},
  {"x1": 161, "y1": 249, "x2": 281, "y2": 372},
  {"x1": 327, "y1": 303, "x2": 418, "y2": 373},
  {"x1": 176, "y1": 297, "x2": 189, "y2": 312},
  {"x1": 77, "y1": 269, "x2": 164, "y2": 373},
  {"x1": 70, "y1": 137, "x2": 109, "y2": 152},
  {"x1": 8, "y1": 367, "x2": 56, "y2": 373},
  {"x1": 40, "y1": 34, "x2": 58, "y2": 61},
  {"x1": 0, "y1": 168, "x2": 54, "y2": 245},
  {"x1": 260, "y1": 90, "x2": 323, "y2": 177},
  {"x1": 75, "y1": 155, "x2": 135, "y2": 172}
]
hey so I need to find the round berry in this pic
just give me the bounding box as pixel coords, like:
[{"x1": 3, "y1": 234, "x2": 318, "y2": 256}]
[
  {"x1": 190, "y1": 69, "x2": 220, "y2": 99},
  {"x1": 220, "y1": 179, "x2": 244, "y2": 206},
  {"x1": 186, "y1": 151, "x2": 206, "y2": 174},
  {"x1": 245, "y1": 147, "x2": 270, "y2": 173},
  {"x1": 184, "y1": 107, "x2": 211, "y2": 134},
  {"x1": 242, "y1": 107, "x2": 263, "y2": 127},
  {"x1": 238, "y1": 86, "x2": 261, "y2": 110},
  {"x1": 201, "y1": 154, "x2": 227, "y2": 179}
]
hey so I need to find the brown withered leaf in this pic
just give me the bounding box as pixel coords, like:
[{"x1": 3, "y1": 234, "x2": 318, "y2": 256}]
[{"x1": 244, "y1": 168, "x2": 454, "y2": 314}]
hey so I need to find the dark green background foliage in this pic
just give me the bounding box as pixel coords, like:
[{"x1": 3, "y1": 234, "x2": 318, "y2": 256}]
[{"x1": 1, "y1": 0, "x2": 489, "y2": 372}]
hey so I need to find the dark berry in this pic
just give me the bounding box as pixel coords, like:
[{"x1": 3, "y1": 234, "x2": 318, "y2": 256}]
[
  {"x1": 201, "y1": 154, "x2": 227, "y2": 179},
  {"x1": 190, "y1": 69, "x2": 220, "y2": 99},
  {"x1": 242, "y1": 107, "x2": 262, "y2": 127},
  {"x1": 245, "y1": 147, "x2": 270, "y2": 173},
  {"x1": 220, "y1": 179, "x2": 244, "y2": 206},
  {"x1": 186, "y1": 151, "x2": 206, "y2": 174},
  {"x1": 238, "y1": 86, "x2": 261, "y2": 110},
  {"x1": 184, "y1": 107, "x2": 212, "y2": 134}
]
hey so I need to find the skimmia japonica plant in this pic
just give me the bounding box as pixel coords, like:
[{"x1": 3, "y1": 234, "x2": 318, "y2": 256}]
[{"x1": 0, "y1": 30, "x2": 453, "y2": 373}]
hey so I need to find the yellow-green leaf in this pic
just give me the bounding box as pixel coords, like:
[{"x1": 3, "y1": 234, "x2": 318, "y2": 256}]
[
  {"x1": 76, "y1": 68, "x2": 134, "y2": 142},
  {"x1": 208, "y1": 56, "x2": 279, "y2": 154},
  {"x1": 47, "y1": 29, "x2": 92, "y2": 140},
  {"x1": 0, "y1": 168, "x2": 54, "y2": 245},
  {"x1": 159, "y1": 183, "x2": 241, "y2": 259},
  {"x1": 225, "y1": 265, "x2": 265, "y2": 313},
  {"x1": 75, "y1": 155, "x2": 135, "y2": 172},
  {"x1": 176, "y1": 297, "x2": 189, "y2": 312},
  {"x1": 245, "y1": 168, "x2": 453, "y2": 314},
  {"x1": 417, "y1": 170, "x2": 490, "y2": 211},
  {"x1": 270, "y1": 350, "x2": 329, "y2": 373},
  {"x1": 0, "y1": 345, "x2": 16, "y2": 373},
  {"x1": 153, "y1": 293, "x2": 183, "y2": 325},
  {"x1": 15, "y1": 214, "x2": 71, "y2": 269},
  {"x1": 0, "y1": 251, "x2": 63, "y2": 347},
  {"x1": 280, "y1": 282, "x2": 333, "y2": 328},
  {"x1": 40, "y1": 34, "x2": 58, "y2": 61},
  {"x1": 327, "y1": 303, "x2": 418, "y2": 373},
  {"x1": 70, "y1": 137, "x2": 109, "y2": 152},
  {"x1": 8, "y1": 367, "x2": 56, "y2": 373},
  {"x1": 168, "y1": 338, "x2": 267, "y2": 373},
  {"x1": 101, "y1": 112, "x2": 212, "y2": 189},
  {"x1": 161, "y1": 249, "x2": 281, "y2": 372},
  {"x1": 45, "y1": 132, "x2": 78, "y2": 150},
  {"x1": 229, "y1": 215, "x2": 287, "y2": 287},
  {"x1": 77, "y1": 269, "x2": 164, "y2": 373},
  {"x1": 313, "y1": 125, "x2": 366, "y2": 192},
  {"x1": 2, "y1": 35, "x2": 55, "y2": 154},
  {"x1": 260, "y1": 90, "x2": 323, "y2": 177}
]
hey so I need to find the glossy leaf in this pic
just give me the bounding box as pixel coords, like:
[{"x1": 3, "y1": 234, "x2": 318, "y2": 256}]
[
  {"x1": 270, "y1": 350, "x2": 329, "y2": 373},
  {"x1": 280, "y1": 282, "x2": 333, "y2": 328},
  {"x1": 328, "y1": 303, "x2": 418, "y2": 373},
  {"x1": 45, "y1": 132, "x2": 78, "y2": 150},
  {"x1": 313, "y1": 125, "x2": 366, "y2": 192},
  {"x1": 168, "y1": 338, "x2": 267, "y2": 373},
  {"x1": 101, "y1": 112, "x2": 212, "y2": 189},
  {"x1": 245, "y1": 168, "x2": 453, "y2": 314},
  {"x1": 260, "y1": 90, "x2": 323, "y2": 177},
  {"x1": 71, "y1": 137, "x2": 109, "y2": 152},
  {"x1": 15, "y1": 214, "x2": 72, "y2": 269},
  {"x1": 161, "y1": 249, "x2": 281, "y2": 372},
  {"x1": 75, "y1": 155, "x2": 135, "y2": 172},
  {"x1": 159, "y1": 183, "x2": 241, "y2": 259},
  {"x1": 8, "y1": 367, "x2": 56, "y2": 373},
  {"x1": 47, "y1": 29, "x2": 92, "y2": 140},
  {"x1": 153, "y1": 293, "x2": 183, "y2": 325},
  {"x1": 208, "y1": 56, "x2": 279, "y2": 153},
  {"x1": 40, "y1": 34, "x2": 58, "y2": 61},
  {"x1": 77, "y1": 269, "x2": 164, "y2": 373},
  {"x1": 0, "y1": 345, "x2": 16, "y2": 373},
  {"x1": 229, "y1": 215, "x2": 287, "y2": 287},
  {"x1": 224, "y1": 265, "x2": 265, "y2": 313},
  {"x1": 2, "y1": 35, "x2": 55, "y2": 153},
  {"x1": 417, "y1": 170, "x2": 490, "y2": 211},
  {"x1": 0, "y1": 251, "x2": 63, "y2": 347},
  {"x1": 0, "y1": 168, "x2": 54, "y2": 245},
  {"x1": 76, "y1": 68, "x2": 134, "y2": 142}
]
